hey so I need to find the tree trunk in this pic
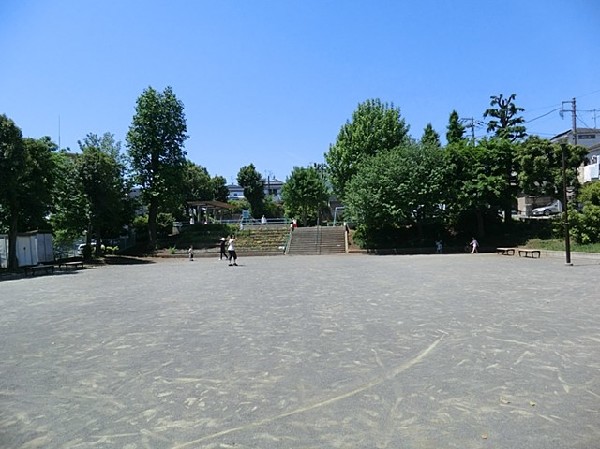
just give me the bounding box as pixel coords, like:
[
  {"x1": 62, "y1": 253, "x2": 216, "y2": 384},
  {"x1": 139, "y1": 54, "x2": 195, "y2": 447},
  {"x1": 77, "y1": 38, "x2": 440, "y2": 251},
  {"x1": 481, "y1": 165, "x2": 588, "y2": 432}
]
[
  {"x1": 7, "y1": 214, "x2": 19, "y2": 271},
  {"x1": 503, "y1": 207, "x2": 512, "y2": 224},
  {"x1": 148, "y1": 197, "x2": 158, "y2": 251},
  {"x1": 476, "y1": 210, "x2": 485, "y2": 239}
]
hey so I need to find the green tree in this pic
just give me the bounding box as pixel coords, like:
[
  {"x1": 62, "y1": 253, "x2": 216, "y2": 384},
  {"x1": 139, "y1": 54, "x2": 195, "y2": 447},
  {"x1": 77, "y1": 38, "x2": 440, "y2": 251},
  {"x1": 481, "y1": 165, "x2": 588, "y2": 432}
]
[
  {"x1": 444, "y1": 139, "x2": 511, "y2": 237},
  {"x1": 344, "y1": 143, "x2": 448, "y2": 246},
  {"x1": 78, "y1": 134, "x2": 130, "y2": 256},
  {"x1": 281, "y1": 166, "x2": 329, "y2": 226},
  {"x1": 446, "y1": 110, "x2": 466, "y2": 145},
  {"x1": 0, "y1": 117, "x2": 56, "y2": 269},
  {"x1": 325, "y1": 98, "x2": 410, "y2": 200},
  {"x1": 19, "y1": 137, "x2": 56, "y2": 230},
  {"x1": 484, "y1": 93, "x2": 527, "y2": 141},
  {"x1": 50, "y1": 150, "x2": 88, "y2": 249},
  {"x1": 127, "y1": 86, "x2": 188, "y2": 249},
  {"x1": 237, "y1": 164, "x2": 264, "y2": 218},
  {"x1": 211, "y1": 175, "x2": 229, "y2": 202},
  {"x1": 515, "y1": 136, "x2": 587, "y2": 197},
  {"x1": 421, "y1": 123, "x2": 441, "y2": 148},
  {"x1": 184, "y1": 160, "x2": 213, "y2": 201},
  {"x1": 570, "y1": 182, "x2": 600, "y2": 244},
  {"x1": 0, "y1": 115, "x2": 26, "y2": 269}
]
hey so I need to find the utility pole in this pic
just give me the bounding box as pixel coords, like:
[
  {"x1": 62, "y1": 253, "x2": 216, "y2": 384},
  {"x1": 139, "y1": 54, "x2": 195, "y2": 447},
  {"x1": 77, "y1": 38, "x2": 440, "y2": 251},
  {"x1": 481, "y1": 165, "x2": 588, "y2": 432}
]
[
  {"x1": 561, "y1": 143, "x2": 572, "y2": 266},
  {"x1": 561, "y1": 98, "x2": 577, "y2": 145},
  {"x1": 459, "y1": 117, "x2": 483, "y2": 146}
]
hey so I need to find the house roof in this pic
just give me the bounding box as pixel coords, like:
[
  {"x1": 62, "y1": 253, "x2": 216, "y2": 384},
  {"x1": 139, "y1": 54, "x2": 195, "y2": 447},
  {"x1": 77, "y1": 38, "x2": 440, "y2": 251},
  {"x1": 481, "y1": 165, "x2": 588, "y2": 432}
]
[
  {"x1": 186, "y1": 200, "x2": 234, "y2": 210},
  {"x1": 551, "y1": 128, "x2": 600, "y2": 140}
]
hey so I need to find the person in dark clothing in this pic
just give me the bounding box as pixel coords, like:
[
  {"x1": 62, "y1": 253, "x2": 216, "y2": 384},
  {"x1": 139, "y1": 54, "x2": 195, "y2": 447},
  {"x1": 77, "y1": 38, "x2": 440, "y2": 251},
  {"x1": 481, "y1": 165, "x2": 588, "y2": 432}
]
[{"x1": 219, "y1": 237, "x2": 228, "y2": 260}]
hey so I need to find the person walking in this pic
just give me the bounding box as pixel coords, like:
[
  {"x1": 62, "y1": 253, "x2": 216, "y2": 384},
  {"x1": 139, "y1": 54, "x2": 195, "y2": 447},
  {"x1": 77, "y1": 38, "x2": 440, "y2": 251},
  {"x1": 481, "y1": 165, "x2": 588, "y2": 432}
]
[
  {"x1": 470, "y1": 237, "x2": 479, "y2": 254},
  {"x1": 227, "y1": 235, "x2": 238, "y2": 266},
  {"x1": 219, "y1": 237, "x2": 228, "y2": 260}
]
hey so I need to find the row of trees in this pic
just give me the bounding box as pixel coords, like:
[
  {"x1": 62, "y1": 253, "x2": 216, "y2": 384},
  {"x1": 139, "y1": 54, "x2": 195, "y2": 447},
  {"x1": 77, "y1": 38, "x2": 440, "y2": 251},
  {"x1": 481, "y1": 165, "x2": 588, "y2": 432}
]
[
  {"x1": 323, "y1": 97, "x2": 589, "y2": 247},
  {"x1": 2, "y1": 88, "x2": 596, "y2": 268},
  {"x1": 1, "y1": 87, "x2": 241, "y2": 269}
]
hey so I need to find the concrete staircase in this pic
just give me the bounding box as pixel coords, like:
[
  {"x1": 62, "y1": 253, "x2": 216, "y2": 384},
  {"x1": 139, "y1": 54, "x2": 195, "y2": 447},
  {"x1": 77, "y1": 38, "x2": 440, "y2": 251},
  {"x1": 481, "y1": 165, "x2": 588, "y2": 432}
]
[{"x1": 286, "y1": 226, "x2": 347, "y2": 255}]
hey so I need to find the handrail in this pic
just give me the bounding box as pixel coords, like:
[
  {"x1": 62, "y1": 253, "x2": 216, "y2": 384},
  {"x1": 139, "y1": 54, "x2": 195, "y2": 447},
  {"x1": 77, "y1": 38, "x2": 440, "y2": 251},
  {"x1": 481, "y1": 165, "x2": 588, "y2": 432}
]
[{"x1": 316, "y1": 225, "x2": 322, "y2": 254}]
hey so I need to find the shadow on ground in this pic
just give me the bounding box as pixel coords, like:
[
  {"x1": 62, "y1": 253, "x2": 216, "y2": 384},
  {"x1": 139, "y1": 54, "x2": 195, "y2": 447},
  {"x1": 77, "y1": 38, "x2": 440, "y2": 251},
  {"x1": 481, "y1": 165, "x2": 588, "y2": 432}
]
[{"x1": 102, "y1": 255, "x2": 156, "y2": 265}]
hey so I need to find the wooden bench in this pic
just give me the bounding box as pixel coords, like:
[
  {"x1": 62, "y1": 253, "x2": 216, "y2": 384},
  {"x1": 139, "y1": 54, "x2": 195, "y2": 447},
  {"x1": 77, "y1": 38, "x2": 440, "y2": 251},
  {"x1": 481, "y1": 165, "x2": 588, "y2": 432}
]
[
  {"x1": 496, "y1": 247, "x2": 516, "y2": 256},
  {"x1": 24, "y1": 264, "x2": 55, "y2": 276},
  {"x1": 518, "y1": 249, "x2": 541, "y2": 258},
  {"x1": 59, "y1": 261, "x2": 84, "y2": 270}
]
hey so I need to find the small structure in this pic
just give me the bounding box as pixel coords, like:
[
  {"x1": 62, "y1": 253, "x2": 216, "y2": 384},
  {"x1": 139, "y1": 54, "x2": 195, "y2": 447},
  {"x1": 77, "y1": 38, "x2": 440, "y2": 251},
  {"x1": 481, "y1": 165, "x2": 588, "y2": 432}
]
[
  {"x1": 0, "y1": 231, "x2": 54, "y2": 268},
  {"x1": 185, "y1": 200, "x2": 235, "y2": 226}
]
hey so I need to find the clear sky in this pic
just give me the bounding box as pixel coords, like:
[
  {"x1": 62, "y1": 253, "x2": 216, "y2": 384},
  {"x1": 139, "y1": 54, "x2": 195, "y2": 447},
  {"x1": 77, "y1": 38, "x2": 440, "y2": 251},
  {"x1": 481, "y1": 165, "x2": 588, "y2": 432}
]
[{"x1": 2, "y1": 1, "x2": 599, "y2": 184}]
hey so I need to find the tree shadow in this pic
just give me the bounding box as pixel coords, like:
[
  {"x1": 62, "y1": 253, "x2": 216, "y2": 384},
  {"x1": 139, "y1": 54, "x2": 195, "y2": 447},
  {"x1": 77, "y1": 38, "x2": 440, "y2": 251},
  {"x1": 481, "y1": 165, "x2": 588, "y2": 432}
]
[{"x1": 103, "y1": 255, "x2": 156, "y2": 265}]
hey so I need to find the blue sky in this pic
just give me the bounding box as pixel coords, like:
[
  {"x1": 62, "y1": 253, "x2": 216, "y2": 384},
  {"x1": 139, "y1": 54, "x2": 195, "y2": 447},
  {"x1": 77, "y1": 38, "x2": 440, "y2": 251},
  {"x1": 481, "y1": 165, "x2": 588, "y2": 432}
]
[{"x1": 2, "y1": 1, "x2": 599, "y2": 183}]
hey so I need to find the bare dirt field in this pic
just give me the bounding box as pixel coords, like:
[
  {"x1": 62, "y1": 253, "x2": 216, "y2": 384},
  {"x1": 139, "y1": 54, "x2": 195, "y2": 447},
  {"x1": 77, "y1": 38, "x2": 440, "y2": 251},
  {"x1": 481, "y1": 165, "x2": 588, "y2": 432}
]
[{"x1": 1, "y1": 253, "x2": 599, "y2": 448}]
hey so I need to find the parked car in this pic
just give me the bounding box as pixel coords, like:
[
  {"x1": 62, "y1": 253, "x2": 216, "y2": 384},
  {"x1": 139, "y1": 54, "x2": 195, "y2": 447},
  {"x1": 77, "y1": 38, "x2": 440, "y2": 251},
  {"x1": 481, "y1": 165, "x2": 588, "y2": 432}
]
[
  {"x1": 532, "y1": 200, "x2": 562, "y2": 216},
  {"x1": 77, "y1": 240, "x2": 105, "y2": 255}
]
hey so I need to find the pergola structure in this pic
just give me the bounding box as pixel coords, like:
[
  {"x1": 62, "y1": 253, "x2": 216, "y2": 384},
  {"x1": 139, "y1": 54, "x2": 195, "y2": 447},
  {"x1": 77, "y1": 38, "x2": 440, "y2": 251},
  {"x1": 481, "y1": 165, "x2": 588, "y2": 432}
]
[{"x1": 186, "y1": 200, "x2": 235, "y2": 224}]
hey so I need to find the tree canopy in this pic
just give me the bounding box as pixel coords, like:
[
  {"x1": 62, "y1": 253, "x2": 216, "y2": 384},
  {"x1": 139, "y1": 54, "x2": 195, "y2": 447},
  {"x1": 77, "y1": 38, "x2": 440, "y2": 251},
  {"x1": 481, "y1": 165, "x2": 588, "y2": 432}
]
[
  {"x1": 325, "y1": 98, "x2": 410, "y2": 200},
  {"x1": 78, "y1": 133, "x2": 130, "y2": 255},
  {"x1": 127, "y1": 86, "x2": 188, "y2": 249},
  {"x1": 484, "y1": 93, "x2": 527, "y2": 141},
  {"x1": 281, "y1": 166, "x2": 329, "y2": 226},
  {"x1": 0, "y1": 116, "x2": 56, "y2": 268},
  {"x1": 237, "y1": 164, "x2": 264, "y2": 218},
  {"x1": 421, "y1": 123, "x2": 441, "y2": 148},
  {"x1": 446, "y1": 110, "x2": 466, "y2": 145}
]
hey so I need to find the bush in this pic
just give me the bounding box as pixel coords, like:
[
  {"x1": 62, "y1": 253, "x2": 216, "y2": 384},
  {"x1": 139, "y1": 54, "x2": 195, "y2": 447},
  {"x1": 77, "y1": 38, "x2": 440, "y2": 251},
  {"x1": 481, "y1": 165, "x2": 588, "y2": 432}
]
[
  {"x1": 570, "y1": 205, "x2": 600, "y2": 244},
  {"x1": 132, "y1": 215, "x2": 149, "y2": 242}
]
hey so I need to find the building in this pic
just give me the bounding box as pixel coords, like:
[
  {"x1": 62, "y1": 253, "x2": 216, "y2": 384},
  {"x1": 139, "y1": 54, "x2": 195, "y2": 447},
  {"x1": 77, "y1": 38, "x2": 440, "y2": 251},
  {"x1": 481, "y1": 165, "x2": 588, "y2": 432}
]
[
  {"x1": 550, "y1": 128, "x2": 600, "y2": 184},
  {"x1": 550, "y1": 128, "x2": 600, "y2": 148},
  {"x1": 226, "y1": 178, "x2": 284, "y2": 201}
]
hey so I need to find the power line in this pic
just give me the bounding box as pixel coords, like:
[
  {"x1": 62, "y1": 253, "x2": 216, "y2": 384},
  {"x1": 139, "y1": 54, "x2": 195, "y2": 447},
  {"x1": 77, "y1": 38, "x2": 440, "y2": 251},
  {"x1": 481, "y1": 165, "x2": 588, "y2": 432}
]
[
  {"x1": 577, "y1": 116, "x2": 591, "y2": 129},
  {"x1": 525, "y1": 108, "x2": 559, "y2": 123}
]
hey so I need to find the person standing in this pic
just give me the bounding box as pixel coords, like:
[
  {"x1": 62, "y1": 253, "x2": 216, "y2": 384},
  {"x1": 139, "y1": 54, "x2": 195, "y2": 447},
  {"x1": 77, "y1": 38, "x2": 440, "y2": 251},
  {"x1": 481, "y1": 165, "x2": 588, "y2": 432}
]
[
  {"x1": 227, "y1": 235, "x2": 238, "y2": 266},
  {"x1": 219, "y1": 237, "x2": 228, "y2": 260},
  {"x1": 188, "y1": 245, "x2": 194, "y2": 261}
]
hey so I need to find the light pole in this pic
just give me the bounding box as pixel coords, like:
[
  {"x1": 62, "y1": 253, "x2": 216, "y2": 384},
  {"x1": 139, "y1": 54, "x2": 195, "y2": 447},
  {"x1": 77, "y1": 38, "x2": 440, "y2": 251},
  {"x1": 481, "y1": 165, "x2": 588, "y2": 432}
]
[{"x1": 561, "y1": 142, "x2": 572, "y2": 266}]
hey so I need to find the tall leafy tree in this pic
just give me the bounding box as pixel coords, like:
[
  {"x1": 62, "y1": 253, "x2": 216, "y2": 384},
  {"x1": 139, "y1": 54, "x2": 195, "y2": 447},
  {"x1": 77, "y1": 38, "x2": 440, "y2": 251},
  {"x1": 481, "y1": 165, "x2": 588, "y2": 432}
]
[
  {"x1": 237, "y1": 164, "x2": 264, "y2": 217},
  {"x1": 281, "y1": 166, "x2": 329, "y2": 226},
  {"x1": 345, "y1": 143, "x2": 449, "y2": 245},
  {"x1": 446, "y1": 110, "x2": 466, "y2": 145},
  {"x1": 515, "y1": 136, "x2": 587, "y2": 197},
  {"x1": 421, "y1": 123, "x2": 441, "y2": 148},
  {"x1": 484, "y1": 93, "x2": 527, "y2": 141},
  {"x1": 211, "y1": 175, "x2": 229, "y2": 202},
  {"x1": 50, "y1": 150, "x2": 88, "y2": 248},
  {"x1": 444, "y1": 139, "x2": 510, "y2": 237},
  {"x1": 19, "y1": 137, "x2": 56, "y2": 230},
  {"x1": 184, "y1": 160, "x2": 213, "y2": 201},
  {"x1": 0, "y1": 115, "x2": 26, "y2": 269},
  {"x1": 78, "y1": 134, "x2": 130, "y2": 255},
  {"x1": 0, "y1": 117, "x2": 56, "y2": 269},
  {"x1": 127, "y1": 86, "x2": 188, "y2": 249},
  {"x1": 325, "y1": 98, "x2": 410, "y2": 200}
]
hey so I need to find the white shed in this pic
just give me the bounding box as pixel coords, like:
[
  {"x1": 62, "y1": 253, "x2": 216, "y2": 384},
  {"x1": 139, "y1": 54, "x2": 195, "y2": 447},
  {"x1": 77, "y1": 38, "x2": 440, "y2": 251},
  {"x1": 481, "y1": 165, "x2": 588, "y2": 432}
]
[{"x1": 0, "y1": 231, "x2": 54, "y2": 268}]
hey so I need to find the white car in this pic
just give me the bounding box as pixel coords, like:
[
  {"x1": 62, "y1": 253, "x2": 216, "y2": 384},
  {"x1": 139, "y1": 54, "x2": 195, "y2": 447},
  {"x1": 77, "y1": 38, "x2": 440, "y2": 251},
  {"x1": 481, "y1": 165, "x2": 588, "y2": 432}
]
[
  {"x1": 532, "y1": 200, "x2": 562, "y2": 216},
  {"x1": 77, "y1": 240, "x2": 104, "y2": 254}
]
